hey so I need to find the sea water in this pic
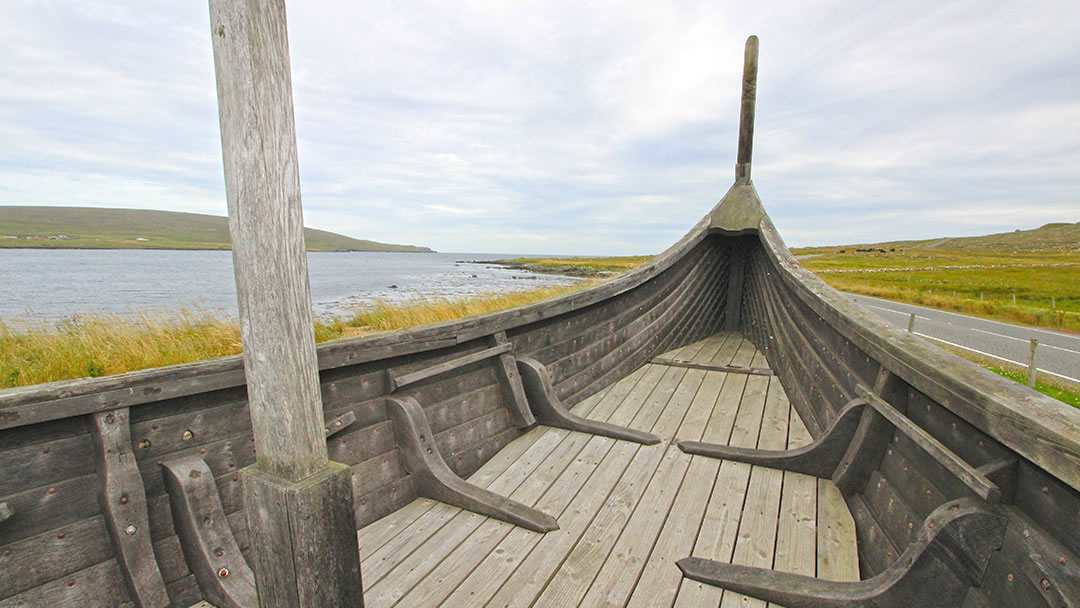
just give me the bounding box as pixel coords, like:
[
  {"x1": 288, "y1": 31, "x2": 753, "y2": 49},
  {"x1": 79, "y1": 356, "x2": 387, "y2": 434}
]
[{"x1": 0, "y1": 249, "x2": 577, "y2": 321}]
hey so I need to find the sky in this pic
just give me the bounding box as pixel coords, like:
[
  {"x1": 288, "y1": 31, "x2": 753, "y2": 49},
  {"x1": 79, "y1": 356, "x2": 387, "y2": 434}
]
[{"x1": 1, "y1": 1, "x2": 1078, "y2": 255}]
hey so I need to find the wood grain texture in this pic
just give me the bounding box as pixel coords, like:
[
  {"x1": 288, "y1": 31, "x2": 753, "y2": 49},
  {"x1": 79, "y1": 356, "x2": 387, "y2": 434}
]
[
  {"x1": 161, "y1": 456, "x2": 256, "y2": 608},
  {"x1": 209, "y1": 0, "x2": 327, "y2": 484},
  {"x1": 88, "y1": 408, "x2": 170, "y2": 608}
]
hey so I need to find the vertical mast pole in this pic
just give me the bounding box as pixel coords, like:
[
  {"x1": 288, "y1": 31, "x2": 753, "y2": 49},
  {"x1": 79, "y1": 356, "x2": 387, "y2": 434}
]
[
  {"x1": 735, "y1": 35, "x2": 759, "y2": 184},
  {"x1": 208, "y1": 0, "x2": 364, "y2": 605}
]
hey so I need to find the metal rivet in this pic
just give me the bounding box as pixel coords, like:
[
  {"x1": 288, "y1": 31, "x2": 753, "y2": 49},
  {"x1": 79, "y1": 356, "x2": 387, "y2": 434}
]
[
  {"x1": 1040, "y1": 579, "x2": 1051, "y2": 591},
  {"x1": 42, "y1": 447, "x2": 50, "y2": 454},
  {"x1": 138, "y1": 439, "x2": 151, "y2": 449},
  {"x1": 57, "y1": 532, "x2": 66, "y2": 539},
  {"x1": 119, "y1": 495, "x2": 129, "y2": 505},
  {"x1": 124, "y1": 524, "x2": 137, "y2": 535},
  {"x1": 1007, "y1": 573, "x2": 1014, "y2": 582},
  {"x1": 361, "y1": 499, "x2": 367, "y2": 505},
  {"x1": 218, "y1": 568, "x2": 230, "y2": 578},
  {"x1": 1042, "y1": 486, "x2": 1050, "y2": 494},
  {"x1": 48, "y1": 487, "x2": 56, "y2": 494},
  {"x1": 232, "y1": 475, "x2": 239, "y2": 482},
  {"x1": 66, "y1": 579, "x2": 75, "y2": 587},
  {"x1": 182, "y1": 430, "x2": 194, "y2": 441},
  {"x1": 215, "y1": 548, "x2": 224, "y2": 557},
  {"x1": 928, "y1": 522, "x2": 935, "y2": 528},
  {"x1": 200, "y1": 449, "x2": 207, "y2": 454}
]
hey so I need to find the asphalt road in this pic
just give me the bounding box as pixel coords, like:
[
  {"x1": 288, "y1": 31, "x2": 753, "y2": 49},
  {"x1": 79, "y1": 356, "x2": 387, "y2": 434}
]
[{"x1": 846, "y1": 294, "x2": 1080, "y2": 385}]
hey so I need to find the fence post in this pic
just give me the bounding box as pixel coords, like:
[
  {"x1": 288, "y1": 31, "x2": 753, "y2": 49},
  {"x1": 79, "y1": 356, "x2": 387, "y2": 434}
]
[
  {"x1": 1027, "y1": 338, "x2": 1038, "y2": 388},
  {"x1": 208, "y1": 1, "x2": 364, "y2": 604},
  {"x1": 907, "y1": 313, "x2": 916, "y2": 333}
]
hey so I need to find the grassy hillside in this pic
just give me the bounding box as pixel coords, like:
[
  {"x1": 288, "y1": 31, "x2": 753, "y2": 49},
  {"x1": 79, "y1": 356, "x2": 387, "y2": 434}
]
[
  {"x1": 791, "y1": 221, "x2": 1080, "y2": 331},
  {"x1": 0, "y1": 206, "x2": 433, "y2": 252}
]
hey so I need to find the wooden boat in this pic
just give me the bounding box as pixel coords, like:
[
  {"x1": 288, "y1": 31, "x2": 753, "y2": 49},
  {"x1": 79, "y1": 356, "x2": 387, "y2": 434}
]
[{"x1": 3, "y1": 31, "x2": 1079, "y2": 608}]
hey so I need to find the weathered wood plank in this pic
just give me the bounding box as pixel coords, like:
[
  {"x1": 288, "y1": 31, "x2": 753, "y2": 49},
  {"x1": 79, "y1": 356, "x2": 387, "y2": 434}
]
[
  {"x1": 817, "y1": 478, "x2": 859, "y2": 582},
  {"x1": 771, "y1": 403, "x2": 818, "y2": 583},
  {"x1": 88, "y1": 408, "x2": 170, "y2": 607},
  {"x1": 466, "y1": 339, "x2": 727, "y2": 607},
  {"x1": 858, "y1": 385, "x2": 1000, "y2": 502},
  {"x1": 387, "y1": 343, "x2": 512, "y2": 392},
  {"x1": 0, "y1": 515, "x2": 112, "y2": 599},
  {"x1": 716, "y1": 376, "x2": 789, "y2": 608},
  {"x1": 0, "y1": 558, "x2": 130, "y2": 608}
]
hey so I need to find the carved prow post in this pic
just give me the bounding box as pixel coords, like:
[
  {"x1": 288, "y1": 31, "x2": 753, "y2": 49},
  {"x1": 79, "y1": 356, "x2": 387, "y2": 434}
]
[{"x1": 735, "y1": 35, "x2": 758, "y2": 184}]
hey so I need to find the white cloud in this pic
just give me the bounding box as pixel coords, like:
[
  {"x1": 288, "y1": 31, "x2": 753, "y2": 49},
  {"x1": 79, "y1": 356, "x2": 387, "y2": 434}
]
[{"x1": 1, "y1": 0, "x2": 1078, "y2": 253}]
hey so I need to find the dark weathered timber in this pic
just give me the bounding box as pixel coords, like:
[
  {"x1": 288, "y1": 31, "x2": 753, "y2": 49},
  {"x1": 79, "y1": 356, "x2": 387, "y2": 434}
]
[
  {"x1": 735, "y1": 35, "x2": 759, "y2": 183},
  {"x1": 857, "y1": 385, "x2": 1001, "y2": 503},
  {"x1": 648, "y1": 357, "x2": 772, "y2": 376},
  {"x1": 161, "y1": 456, "x2": 256, "y2": 608},
  {"x1": 516, "y1": 357, "x2": 660, "y2": 445},
  {"x1": 324, "y1": 411, "x2": 357, "y2": 438},
  {"x1": 208, "y1": 1, "x2": 364, "y2": 605},
  {"x1": 87, "y1": 409, "x2": 170, "y2": 608},
  {"x1": 242, "y1": 462, "x2": 364, "y2": 607},
  {"x1": 678, "y1": 499, "x2": 1006, "y2": 608},
  {"x1": 678, "y1": 397, "x2": 867, "y2": 477},
  {"x1": 491, "y1": 332, "x2": 536, "y2": 429},
  {"x1": 385, "y1": 395, "x2": 558, "y2": 532},
  {"x1": 387, "y1": 343, "x2": 513, "y2": 392},
  {"x1": 831, "y1": 370, "x2": 898, "y2": 495}
]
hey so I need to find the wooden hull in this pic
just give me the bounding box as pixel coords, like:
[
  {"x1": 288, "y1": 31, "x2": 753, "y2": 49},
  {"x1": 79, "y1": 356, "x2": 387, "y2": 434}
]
[{"x1": 2, "y1": 186, "x2": 1079, "y2": 607}]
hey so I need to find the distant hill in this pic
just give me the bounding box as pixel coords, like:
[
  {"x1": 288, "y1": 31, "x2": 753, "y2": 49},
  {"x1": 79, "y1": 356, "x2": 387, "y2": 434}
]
[
  {"x1": 793, "y1": 221, "x2": 1080, "y2": 254},
  {"x1": 0, "y1": 206, "x2": 434, "y2": 252}
]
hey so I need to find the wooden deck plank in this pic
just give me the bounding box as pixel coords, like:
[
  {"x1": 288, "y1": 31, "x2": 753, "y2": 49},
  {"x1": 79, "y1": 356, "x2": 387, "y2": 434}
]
[
  {"x1": 373, "y1": 339, "x2": 716, "y2": 607},
  {"x1": 358, "y1": 358, "x2": 657, "y2": 590},
  {"x1": 574, "y1": 338, "x2": 749, "y2": 608},
  {"x1": 604, "y1": 355, "x2": 766, "y2": 607},
  {"x1": 719, "y1": 377, "x2": 791, "y2": 608},
  {"x1": 529, "y1": 335, "x2": 739, "y2": 607},
  {"x1": 405, "y1": 337, "x2": 726, "y2": 607},
  {"x1": 474, "y1": 336, "x2": 736, "y2": 607},
  {"x1": 356, "y1": 332, "x2": 860, "y2": 608},
  {"x1": 817, "y1": 478, "x2": 860, "y2": 582}
]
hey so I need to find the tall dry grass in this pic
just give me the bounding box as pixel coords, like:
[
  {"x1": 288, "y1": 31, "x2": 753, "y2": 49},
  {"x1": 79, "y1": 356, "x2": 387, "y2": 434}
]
[{"x1": 1, "y1": 283, "x2": 589, "y2": 389}]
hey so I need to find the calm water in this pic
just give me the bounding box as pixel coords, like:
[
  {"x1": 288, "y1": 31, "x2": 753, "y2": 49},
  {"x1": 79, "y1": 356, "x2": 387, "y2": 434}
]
[{"x1": 0, "y1": 249, "x2": 578, "y2": 321}]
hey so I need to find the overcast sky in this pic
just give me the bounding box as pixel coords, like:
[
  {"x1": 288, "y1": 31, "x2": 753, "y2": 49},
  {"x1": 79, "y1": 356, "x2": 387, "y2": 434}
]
[{"x1": 2, "y1": 1, "x2": 1078, "y2": 255}]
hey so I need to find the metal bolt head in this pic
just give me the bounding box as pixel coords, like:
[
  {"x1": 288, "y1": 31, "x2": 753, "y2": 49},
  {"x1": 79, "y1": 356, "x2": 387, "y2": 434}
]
[
  {"x1": 1040, "y1": 579, "x2": 1051, "y2": 591},
  {"x1": 124, "y1": 524, "x2": 137, "y2": 536},
  {"x1": 218, "y1": 567, "x2": 230, "y2": 578},
  {"x1": 182, "y1": 430, "x2": 194, "y2": 441}
]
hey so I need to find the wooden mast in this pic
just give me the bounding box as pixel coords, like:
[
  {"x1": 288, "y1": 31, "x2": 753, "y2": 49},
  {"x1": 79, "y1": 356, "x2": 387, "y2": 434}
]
[{"x1": 207, "y1": 0, "x2": 364, "y2": 605}]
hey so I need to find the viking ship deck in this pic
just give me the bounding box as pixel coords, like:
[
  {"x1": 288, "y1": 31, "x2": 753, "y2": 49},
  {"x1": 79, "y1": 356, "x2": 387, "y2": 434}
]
[{"x1": 353, "y1": 331, "x2": 859, "y2": 608}]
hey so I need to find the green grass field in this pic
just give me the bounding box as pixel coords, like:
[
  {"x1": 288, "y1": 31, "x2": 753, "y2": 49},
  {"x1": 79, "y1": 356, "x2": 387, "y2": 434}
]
[
  {"x1": 0, "y1": 284, "x2": 591, "y2": 388},
  {"x1": 794, "y1": 222, "x2": 1080, "y2": 331},
  {"x1": 504, "y1": 256, "x2": 653, "y2": 275},
  {"x1": 0, "y1": 206, "x2": 433, "y2": 252}
]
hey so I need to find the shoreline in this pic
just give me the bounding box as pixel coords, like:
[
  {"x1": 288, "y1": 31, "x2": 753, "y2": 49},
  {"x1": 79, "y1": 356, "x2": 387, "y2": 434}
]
[{"x1": 459, "y1": 259, "x2": 620, "y2": 279}]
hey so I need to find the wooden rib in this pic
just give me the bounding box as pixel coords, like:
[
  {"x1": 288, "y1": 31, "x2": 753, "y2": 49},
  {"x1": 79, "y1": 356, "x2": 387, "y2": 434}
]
[
  {"x1": 87, "y1": 408, "x2": 170, "y2": 608},
  {"x1": 650, "y1": 357, "x2": 773, "y2": 375},
  {"x1": 387, "y1": 343, "x2": 512, "y2": 392},
  {"x1": 856, "y1": 385, "x2": 1001, "y2": 503},
  {"x1": 491, "y1": 331, "x2": 536, "y2": 428}
]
